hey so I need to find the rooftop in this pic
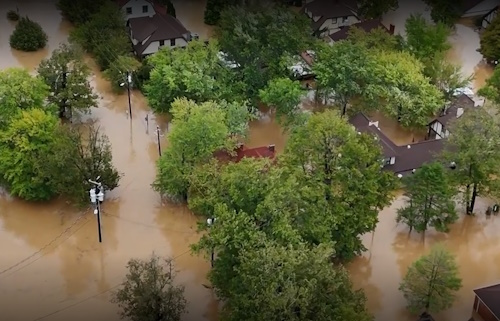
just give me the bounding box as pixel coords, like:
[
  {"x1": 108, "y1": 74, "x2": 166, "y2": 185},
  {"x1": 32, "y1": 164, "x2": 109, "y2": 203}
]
[
  {"x1": 115, "y1": 0, "x2": 167, "y2": 16},
  {"x1": 474, "y1": 283, "x2": 500, "y2": 320},
  {"x1": 302, "y1": 0, "x2": 358, "y2": 31},
  {"x1": 429, "y1": 93, "x2": 475, "y2": 127}
]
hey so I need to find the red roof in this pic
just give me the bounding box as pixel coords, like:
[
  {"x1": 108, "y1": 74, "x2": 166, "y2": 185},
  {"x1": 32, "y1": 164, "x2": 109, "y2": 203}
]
[
  {"x1": 115, "y1": 0, "x2": 167, "y2": 16},
  {"x1": 215, "y1": 144, "x2": 276, "y2": 163}
]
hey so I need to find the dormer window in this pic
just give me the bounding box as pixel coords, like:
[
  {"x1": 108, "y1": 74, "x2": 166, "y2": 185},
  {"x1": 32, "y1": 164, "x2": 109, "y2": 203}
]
[
  {"x1": 142, "y1": 5, "x2": 148, "y2": 13},
  {"x1": 126, "y1": 7, "x2": 132, "y2": 14}
]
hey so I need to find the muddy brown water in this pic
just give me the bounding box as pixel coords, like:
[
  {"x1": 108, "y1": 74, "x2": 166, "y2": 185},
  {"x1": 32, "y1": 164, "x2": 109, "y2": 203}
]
[{"x1": 0, "y1": 1, "x2": 499, "y2": 321}]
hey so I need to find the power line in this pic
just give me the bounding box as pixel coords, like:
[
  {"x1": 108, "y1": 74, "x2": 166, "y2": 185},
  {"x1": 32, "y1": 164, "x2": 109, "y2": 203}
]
[
  {"x1": 0, "y1": 210, "x2": 90, "y2": 278},
  {"x1": 32, "y1": 249, "x2": 193, "y2": 321}
]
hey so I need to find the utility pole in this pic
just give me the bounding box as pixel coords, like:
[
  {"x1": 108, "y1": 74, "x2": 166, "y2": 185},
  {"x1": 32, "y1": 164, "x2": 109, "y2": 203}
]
[
  {"x1": 207, "y1": 217, "x2": 216, "y2": 267},
  {"x1": 89, "y1": 176, "x2": 105, "y2": 243},
  {"x1": 156, "y1": 125, "x2": 162, "y2": 156},
  {"x1": 120, "y1": 72, "x2": 133, "y2": 119}
]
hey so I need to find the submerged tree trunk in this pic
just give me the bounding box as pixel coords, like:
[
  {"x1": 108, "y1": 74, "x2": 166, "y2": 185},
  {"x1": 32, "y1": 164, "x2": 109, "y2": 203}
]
[
  {"x1": 469, "y1": 182, "x2": 478, "y2": 214},
  {"x1": 59, "y1": 70, "x2": 67, "y2": 119}
]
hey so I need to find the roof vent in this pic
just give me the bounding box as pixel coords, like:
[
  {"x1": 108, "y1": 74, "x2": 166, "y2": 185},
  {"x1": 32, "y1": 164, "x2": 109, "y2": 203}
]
[
  {"x1": 407, "y1": 145, "x2": 411, "y2": 149},
  {"x1": 412, "y1": 169, "x2": 416, "y2": 173}
]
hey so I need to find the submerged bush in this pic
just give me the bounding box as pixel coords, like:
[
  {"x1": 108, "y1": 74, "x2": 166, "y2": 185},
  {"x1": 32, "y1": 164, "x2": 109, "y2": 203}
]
[
  {"x1": 9, "y1": 16, "x2": 48, "y2": 51},
  {"x1": 6, "y1": 10, "x2": 20, "y2": 21}
]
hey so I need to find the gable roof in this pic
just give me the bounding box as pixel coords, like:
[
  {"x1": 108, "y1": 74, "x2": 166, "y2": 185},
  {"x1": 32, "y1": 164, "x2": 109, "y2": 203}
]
[
  {"x1": 349, "y1": 113, "x2": 399, "y2": 158},
  {"x1": 474, "y1": 283, "x2": 500, "y2": 319},
  {"x1": 128, "y1": 13, "x2": 189, "y2": 55},
  {"x1": 115, "y1": 0, "x2": 167, "y2": 16},
  {"x1": 302, "y1": 0, "x2": 358, "y2": 31},
  {"x1": 329, "y1": 18, "x2": 390, "y2": 42},
  {"x1": 429, "y1": 93, "x2": 475, "y2": 127}
]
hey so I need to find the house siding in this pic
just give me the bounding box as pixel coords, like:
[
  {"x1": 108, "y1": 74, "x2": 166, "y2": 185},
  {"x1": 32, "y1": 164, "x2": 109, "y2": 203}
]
[
  {"x1": 463, "y1": 0, "x2": 500, "y2": 17},
  {"x1": 120, "y1": 0, "x2": 155, "y2": 21},
  {"x1": 318, "y1": 15, "x2": 359, "y2": 36},
  {"x1": 482, "y1": 6, "x2": 498, "y2": 28},
  {"x1": 474, "y1": 295, "x2": 500, "y2": 321},
  {"x1": 141, "y1": 37, "x2": 188, "y2": 56}
]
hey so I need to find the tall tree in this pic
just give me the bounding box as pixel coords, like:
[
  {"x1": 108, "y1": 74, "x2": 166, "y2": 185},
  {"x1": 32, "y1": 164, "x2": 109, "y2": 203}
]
[
  {"x1": 404, "y1": 14, "x2": 451, "y2": 63},
  {"x1": 358, "y1": 0, "x2": 398, "y2": 19},
  {"x1": 478, "y1": 65, "x2": 500, "y2": 104},
  {"x1": 0, "y1": 67, "x2": 51, "y2": 127},
  {"x1": 57, "y1": 0, "x2": 107, "y2": 25},
  {"x1": 9, "y1": 17, "x2": 48, "y2": 52},
  {"x1": 422, "y1": 0, "x2": 461, "y2": 27},
  {"x1": 204, "y1": 0, "x2": 229, "y2": 25},
  {"x1": 218, "y1": 243, "x2": 373, "y2": 321},
  {"x1": 313, "y1": 41, "x2": 379, "y2": 116},
  {"x1": 347, "y1": 26, "x2": 402, "y2": 51},
  {"x1": 479, "y1": 13, "x2": 500, "y2": 62},
  {"x1": 396, "y1": 162, "x2": 458, "y2": 233},
  {"x1": 399, "y1": 244, "x2": 462, "y2": 314},
  {"x1": 374, "y1": 50, "x2": 444, "y2": 128},
  {"x1": 37, "y1": 43, "x2": 98, "y2": 119},
  {"x1": 153, "y1": 99, "x2": 234, "y2": 201},
  {"x1": 259, "y1": 77, "x2": 304, "y2": 128},
  {"x1": 112, "y1": 254, "x2": 187, "y2": 321},
  {"x1": 280, "y1": 110, "x2": 397, "y2": 259},
  {"x1": 440, "y1": 109, "x2": 500, "y2": 214}
]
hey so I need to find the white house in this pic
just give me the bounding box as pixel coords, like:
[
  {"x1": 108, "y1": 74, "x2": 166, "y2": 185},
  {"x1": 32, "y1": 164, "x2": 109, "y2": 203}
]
[
  {"x1": 301, "y1": 0, "x2": 359, "y2": 38},
  {"x1": 115, "y1": 0, "x2": 166, "y2": 21},
  {"x1": 461, "y1": 0, "x2": 500, "y2": 17}
]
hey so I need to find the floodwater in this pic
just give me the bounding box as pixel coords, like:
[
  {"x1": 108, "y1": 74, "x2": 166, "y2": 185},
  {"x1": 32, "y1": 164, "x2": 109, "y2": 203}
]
[
  {"x1": 0, "y1": 1, "x2": 498, "y2": 321},
  {"x1": 170, "y1": 0, "x2": 214, "y2": 40}
]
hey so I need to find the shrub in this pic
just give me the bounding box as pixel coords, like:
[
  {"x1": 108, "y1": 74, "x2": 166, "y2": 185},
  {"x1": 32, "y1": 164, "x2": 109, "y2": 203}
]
[
  {"x1": 9, "y1": 17, "x2": 48, "y2": 51},
  {"x1": 6, "y1": 10, "x2": 19, "y2": 21}
]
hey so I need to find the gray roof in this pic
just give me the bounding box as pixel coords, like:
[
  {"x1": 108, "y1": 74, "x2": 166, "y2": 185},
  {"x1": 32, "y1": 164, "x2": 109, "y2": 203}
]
[
  {"x1": 429, "y1": 94, "x2": 475, "y2": 128},
  {"x1": 128, "y1": 13, "x2": 189, "y2": 55},
  {"x1": 302, "y1": 0, "x2": 358, "y2": 32},
  {"x1": 474, "y1": 283, "x2": 500, "y2": 320}
]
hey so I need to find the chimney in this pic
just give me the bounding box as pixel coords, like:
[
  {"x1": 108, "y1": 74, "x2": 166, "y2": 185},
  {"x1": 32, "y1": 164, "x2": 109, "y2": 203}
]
[{"x1": 268, "y1": 144, "x2": 275, "y2": 152}]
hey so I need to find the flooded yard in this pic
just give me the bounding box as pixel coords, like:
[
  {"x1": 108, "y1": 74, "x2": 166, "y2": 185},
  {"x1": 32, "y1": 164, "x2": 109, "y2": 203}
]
[{"x1": 0, "y1": 0, "x2": 498, "y2": 320}]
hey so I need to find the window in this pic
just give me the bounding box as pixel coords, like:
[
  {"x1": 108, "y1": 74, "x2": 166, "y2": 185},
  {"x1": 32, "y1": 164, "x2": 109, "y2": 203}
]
[
  {"x1": 126, "y1": 7, "x2": 132, "y2": 14},
  {"x1": 170, "y1": 38, "x2": 175, "y2": 46},
  {"x1": 142, "y1": 5, "x2": 148, "y2": 13},
  {"x1": 331, "y1": 17, "x2": 337, "y2": 24},
  {"x1": 343, "y1": 16, "x2": 348, "y2": 23},
  {"x1": 159, "y1": 40, "x2": 164, "y2": 46}
]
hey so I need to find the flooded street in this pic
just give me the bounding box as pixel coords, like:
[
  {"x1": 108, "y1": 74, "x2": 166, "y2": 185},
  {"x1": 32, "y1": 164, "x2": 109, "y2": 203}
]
[{"x1": 0, "y1": 0, "x2": 498, "y2": 320}]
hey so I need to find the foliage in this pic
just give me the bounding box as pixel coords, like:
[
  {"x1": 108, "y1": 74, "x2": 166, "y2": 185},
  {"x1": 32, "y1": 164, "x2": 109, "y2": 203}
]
[
  {"x1": 347, "y1": 27, "x2": 402, "y2": 51},
  {"x1": 374, "y1": 50, "x2": 444, "y2": 128},
  {"x1": 103, "y1": 55, "x2": 142, "y2": 93},
  {"x1": 6, "y1": 9, "x2": 19, "y2": 21},
  {"x1": 400, "y1": 244, "x2": 462, "y2": 314},
  {"x1": 280, "y1": 110, "x2": 397, "y2": 259},
  {"x1": 153, "y1": 99, "x2": 233, "y2": 201},
  {"x1": 45, "y1": 124, "x2": 121, "y2": 204},
  {"x1": 57, "y1": 0, "x2": 107, "y2": 25},
  {"x1": 70, "y1": 2, "x2": 130, "y2": 70},
  {"x1": 204, "y1": 0, "x2": 229, "y2": 25},
  {"x1": 0, "y1": 109, "x2": 61, "y2": 201},
  {"x1": 9, "y1": 16, "x2": 48, "y2": 52},
  {"x1": 37, "y1": 43, "x2": 98, "y2": 119},
  {"x1": 358, "y1": 0, "x2": 398, "y2": 19},
  {"x1": 440, "y1": 109, "x2": 500, "y2": 214},
  {"x1": 145, "y1": 40, "x2": 245, "y2": 113},
  {"x1": 0, "y1": 67, "x2": 51, "y2": 127},
  {"x1": 422, "y1": 0, "x2": 461, "y2": 27},
  {"x1": 314, "y1": 41, "x2": 380, "y2": 116},
  {"x1": 259, "y1": 77, "x2": 304, "y2": 128},
  {"x1": 478, "y1": 65, "x2": 500, "y2": 104},
  {"x1": 404, "y1": 14, "x2": 451, "y2": 63},
  {"x1": 217, "y1": 3, "x2": 312, "y2": 102},
  {"x1": 219, "y1": 243, "x2": 373, "y2": 321},
  {"x1": 479, "y1": 11, "x2": 500, "y2": 62},
  {"x1": 112, "y1": 254, "x2": 187, "y2": 321},
  {"x1": 397, "y1": 163, "x2": 458, "y2": 233},
  {"x1": 132, "y1": 60, "x2": 153, "y2": 91},
  {"x1": 158, "y1": 0, "x2": 176, "y2": 17}
]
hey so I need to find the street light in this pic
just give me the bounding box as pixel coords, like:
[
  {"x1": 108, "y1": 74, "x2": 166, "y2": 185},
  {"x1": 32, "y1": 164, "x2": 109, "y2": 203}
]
[
  {"x1": 120, "y1": 71, "x2": 133, "y2": 119},
  {"x1": 156, "y1": 125, "x2": 162, "y2": 156},
  {"x1": 207, "y1": 217, "x2": 216, "y2": 267},
  {"x1": 89, "y1": 176, "x2": 105, "y2": 243}
]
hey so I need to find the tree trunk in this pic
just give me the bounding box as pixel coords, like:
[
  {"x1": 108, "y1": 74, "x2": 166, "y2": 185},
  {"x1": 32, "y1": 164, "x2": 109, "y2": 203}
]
[
  {"x1": 59, "y1": 70, "x2": 67, "y2": 119},
  {"x1": 397, "y1": 105, "x2": 402, "y2": 122},
  {"x1": 341, "y1": 101, "x2": 347, "y2": 117},
  {"x1": 466, "y1": 164, "x2": 473, "y2": 215},
  {"x1": 469, "y1": 183, "x2": 478, "y2": 214}
]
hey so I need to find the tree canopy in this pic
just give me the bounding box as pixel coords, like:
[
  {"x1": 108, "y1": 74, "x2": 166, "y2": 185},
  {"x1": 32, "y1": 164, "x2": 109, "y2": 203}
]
[
  {"x1": 479, "y1": 13, "x2": 500, "y2": 62},
  {"x1": 259, "y1": 77, "x2": 304, "y2": 128},
  {"x1": 9, "y1": 16, "x2": 48, "y2": 52},
  {"x1": 358, "y1": 0, "x2": 398, "y2": 19},
  {"x1": 57, "y1": 0, "x2": 107, "y2": 25},
  {"x1": 422, "y1": 0, "x2": 461, "y2": 26},
  {"x1": 478, "y1": 66, "x2": 500, "y2": 104}
]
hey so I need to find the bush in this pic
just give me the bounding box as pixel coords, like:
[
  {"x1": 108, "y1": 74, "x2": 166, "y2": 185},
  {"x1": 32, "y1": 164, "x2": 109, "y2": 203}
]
[
  {"x1": 9, "y1": 17, "x2": 48, "y2": 51},
  {"x1": 6, "y1": 10, "x2": 19, "y2": 21}
]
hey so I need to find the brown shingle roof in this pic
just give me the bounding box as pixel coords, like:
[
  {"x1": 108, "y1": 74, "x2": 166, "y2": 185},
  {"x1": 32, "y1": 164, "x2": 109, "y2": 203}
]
[
  {"x1": 329, "y1": 18, "x2": 390, "y2": 42},
  {"x1": 115, "y1": 0, "x2": 167, "y2": 15},
  {"x1": 349, "y1": 113, "x2": 399, "y2": 158},
  {"x1": 474, "y1": 283, "x2": 500, "y2": 319},
  {"x1": 429, "y1": 94, "x2": 475, "y2": 127},
  {"x1": 302, "y1": 0, "x2": 358, "y2": 32}
]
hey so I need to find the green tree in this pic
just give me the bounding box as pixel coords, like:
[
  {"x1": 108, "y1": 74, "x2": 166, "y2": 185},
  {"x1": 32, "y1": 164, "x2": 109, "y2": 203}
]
[
  {"x1": 440, "y1": 109, "x2": 500, "y2": 214},
  {"x1": 217, "y1": 3, "x2": 312, "y2": 101},
  {"x1": 280, "y1": 110, "x2": 397, "y2": 259},
  {"x1": 218, "y1": 243, "x2": 373, "y2": 321},
  {"x1": 374, "y1": 50, "x2": 444, "y2": 128},
  {"x1": 358, "y1": 0, "x2": 398, "y2": 19},
  {"x1": 347, "y1": 26, "x2": 402, "y2": 51},
  {"x1": 479, "y1": 12, "x2": 500, "y2": 62},
  {"x1": 144, "y1": 40, "x2": 244, "y2": 113},
  {"x1": 57, "y1": 0, "x2": 107, "y2": 25},
  {"x1": 0, "y1": 109, "x2": 61, "y2": 201},
  {"x1": 153, "y1": 99, "x2": 232, "y2": 201},
  {"x1": 259, "y1": 77, "x2": 304, "y2": 128},
  {"x1": 426, "y1": 53, "x2": 472, "y2": 102},
  {"x1": 422, "y1": 0, "x2": 461, "y2": 26},
  {"x1": 397, "y1": 162, "x2": 458, "y2": 233},
  {"x1": 404, "y1": 14, "x2": 451, "y2": 63},
  {"x1": 37, "y1": 43, "x2": 98, "y2": 119},
  {"x1": 0, "y1": 68, "x2": 51, "y2": 126},
  {"x1": 478, "y1": 65, "x2": 500, "y2": 104},
  {"x1": 103, "y1": 55, "x2": 141, "y2": 93},
  {"x1": 9, "y1": 16, "x2": 48, "y2": 52},
  {"x1": 400, "y1": 244, "x2": 462, "y2": 314},
  {"x1": 204, "y1": 0, "x2": 229, "y2": 25},
  {"x1": 313, "y1": 41, "x2": 379, "y2": 116},
  {"x1": 112, "y1": 254, "x2": 187, "y2": 321}
]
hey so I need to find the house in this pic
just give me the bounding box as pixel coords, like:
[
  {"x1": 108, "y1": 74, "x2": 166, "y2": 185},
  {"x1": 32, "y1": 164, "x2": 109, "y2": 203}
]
[
  {"x1": 127, "y1": 12, "x2": 190, "y2": 57},
  {"x1": 302, "y1": 0, "x2": 360, "y2": 38},
  {"x1": 427, "y1": 93, "x2": 475, "y2": 140},
  {"x1": 471, "y1": 282, "x2": 500, "y2": 321},
  {"x1": 328, "y1": 18, "x2": 395, "y2": 43},
  {"x1": 115, "y1": 0, "x2": 167, "y2": 21},
  {"x1": 349, "y1": 113, "x2": 444, "y2": 176},
  {"x1": 214, "y1": 144, "x2": 276, "y2": 163},
  {"x1": 461, "y1": 0, "x2": 500, "y2": 18}
]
